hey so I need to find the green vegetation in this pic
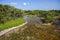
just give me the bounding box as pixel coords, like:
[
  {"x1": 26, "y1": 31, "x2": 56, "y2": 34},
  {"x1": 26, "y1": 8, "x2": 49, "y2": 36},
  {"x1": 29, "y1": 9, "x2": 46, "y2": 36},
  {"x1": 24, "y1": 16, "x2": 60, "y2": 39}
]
[
  {"x1": 0, "y1": 4, "x2": 26, "y2": 31},
  {"x1": 0, "y1": 18, "x2": 26, "y2": 31},
  {"x1": 0, "y1": 4, "x2": 24, "y2": 24},
  {"x1": 24, "y1": 10, "x2": 60, "y2": 23}
]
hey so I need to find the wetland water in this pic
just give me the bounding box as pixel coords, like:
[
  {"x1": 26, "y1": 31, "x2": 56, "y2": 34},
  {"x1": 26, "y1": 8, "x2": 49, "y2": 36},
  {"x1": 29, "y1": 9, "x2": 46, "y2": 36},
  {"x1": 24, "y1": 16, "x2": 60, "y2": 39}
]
[
  {"x1": 23, "y1": 15, "x2": 42, "y2": 24},
  {"x1": 24, "y1": 15, "x2": 60, "y2": 29}
]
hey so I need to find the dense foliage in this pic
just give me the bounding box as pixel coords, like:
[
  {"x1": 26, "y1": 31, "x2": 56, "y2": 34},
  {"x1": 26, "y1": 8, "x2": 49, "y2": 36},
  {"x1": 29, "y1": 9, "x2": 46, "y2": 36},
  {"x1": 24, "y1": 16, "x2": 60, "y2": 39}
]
[
  {"x1": 0, "y1": 4, "x2": 26, "y2": 31},
  {"x1": 0, "y1": 4, "x2": 24, "y2": 24}
]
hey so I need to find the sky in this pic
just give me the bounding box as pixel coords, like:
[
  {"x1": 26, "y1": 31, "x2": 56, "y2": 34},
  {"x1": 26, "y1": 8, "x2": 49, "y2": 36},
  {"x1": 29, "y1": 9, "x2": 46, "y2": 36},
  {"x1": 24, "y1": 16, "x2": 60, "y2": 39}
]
[{"x1": 0, "y1": 0, "x2": 60, "y2": 10}]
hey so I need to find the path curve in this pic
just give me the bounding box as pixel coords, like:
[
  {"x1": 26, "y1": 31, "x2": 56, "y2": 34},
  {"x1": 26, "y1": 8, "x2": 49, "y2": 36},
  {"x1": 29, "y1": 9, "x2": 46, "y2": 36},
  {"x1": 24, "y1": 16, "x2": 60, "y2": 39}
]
[{"x1": 0, "y1": 22, "x2": 28, "y2": 37}]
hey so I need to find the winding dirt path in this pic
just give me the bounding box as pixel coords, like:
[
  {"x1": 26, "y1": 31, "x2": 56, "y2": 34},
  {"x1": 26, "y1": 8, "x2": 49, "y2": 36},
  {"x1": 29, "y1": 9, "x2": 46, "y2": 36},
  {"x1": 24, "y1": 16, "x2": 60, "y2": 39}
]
[{"x1": 0, "y1": 22, "x2": 28, "y2": 37}]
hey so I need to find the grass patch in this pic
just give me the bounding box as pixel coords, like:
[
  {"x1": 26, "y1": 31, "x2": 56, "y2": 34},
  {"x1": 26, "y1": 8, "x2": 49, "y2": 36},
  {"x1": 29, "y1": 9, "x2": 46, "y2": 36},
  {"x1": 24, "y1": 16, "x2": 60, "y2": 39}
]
[{"x1": 0, "y1": 18, "x2": 26, "y2": 31}]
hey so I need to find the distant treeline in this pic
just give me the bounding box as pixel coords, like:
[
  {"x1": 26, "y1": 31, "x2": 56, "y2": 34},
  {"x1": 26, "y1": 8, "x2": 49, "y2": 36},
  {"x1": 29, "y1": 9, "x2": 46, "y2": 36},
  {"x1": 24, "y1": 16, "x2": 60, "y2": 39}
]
[
  {"x1": 0, "y1": 4, "x2": 60, "y2": 24},
  {"x1": 24, "y1": 10, "x2": 60, "y2": 23}
]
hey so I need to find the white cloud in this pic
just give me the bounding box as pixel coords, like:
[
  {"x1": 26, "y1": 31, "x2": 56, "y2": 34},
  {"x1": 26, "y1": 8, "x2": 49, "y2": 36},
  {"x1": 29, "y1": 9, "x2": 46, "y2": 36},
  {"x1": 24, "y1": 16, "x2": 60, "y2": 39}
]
[
  {"x1": 23, "y1": 2, "x2": 30, "y2": 6},
  {"x1": 11, "y1": 2, "x2": 17, "y2": 5},
  {"x1": 23, "y1": 3, "x2": 27, "y2": 6}
]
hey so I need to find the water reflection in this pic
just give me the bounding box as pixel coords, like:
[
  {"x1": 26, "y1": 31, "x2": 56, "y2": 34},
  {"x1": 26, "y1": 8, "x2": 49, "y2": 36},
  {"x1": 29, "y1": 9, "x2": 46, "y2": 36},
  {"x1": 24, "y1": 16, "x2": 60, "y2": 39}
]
[
  {"x1": 54, "y1": 18, "x2": 60, "y2": 29},
  {"x1": 24, "y1": 15, "x2": 60, "y2": 29},
  {"x1": 23, "y1": 15, "x2": 42, "y2": 24}
]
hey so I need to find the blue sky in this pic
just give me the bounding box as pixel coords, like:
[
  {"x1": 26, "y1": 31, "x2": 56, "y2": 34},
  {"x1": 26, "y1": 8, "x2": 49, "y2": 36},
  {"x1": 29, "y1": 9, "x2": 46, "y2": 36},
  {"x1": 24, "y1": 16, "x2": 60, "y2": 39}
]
[{"x1": 0, "y1": 0, "x2": 60, "y2": 10}]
